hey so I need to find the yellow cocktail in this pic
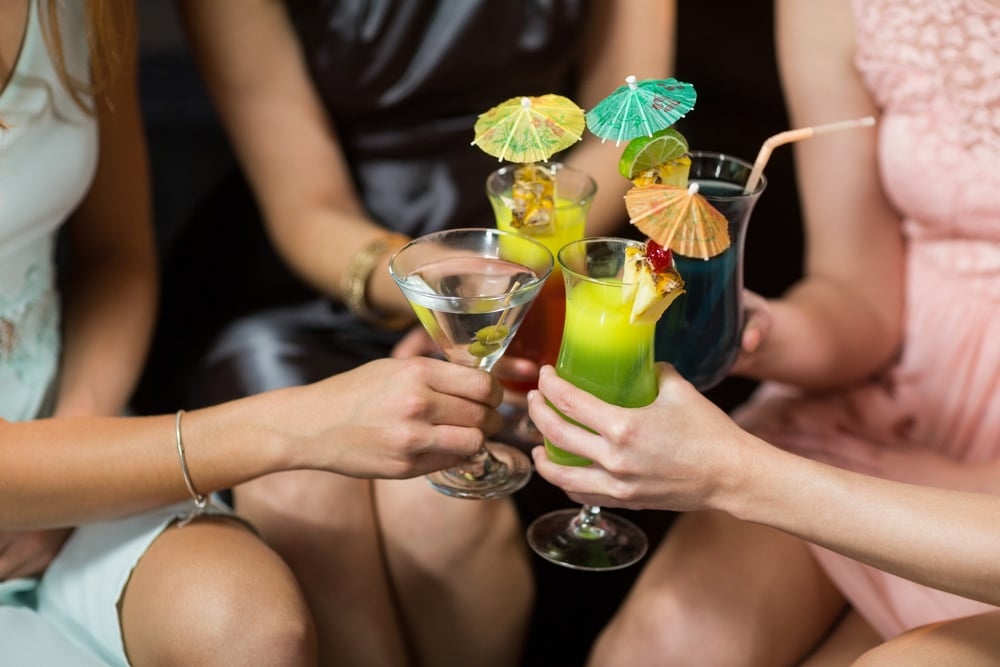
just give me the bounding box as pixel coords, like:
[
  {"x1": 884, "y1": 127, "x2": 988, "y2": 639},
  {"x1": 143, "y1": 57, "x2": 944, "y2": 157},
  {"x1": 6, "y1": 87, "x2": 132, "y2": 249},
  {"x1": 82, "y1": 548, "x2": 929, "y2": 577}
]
[{"x1": 488, "y1": 163, "x2": 595, "y2": 395}]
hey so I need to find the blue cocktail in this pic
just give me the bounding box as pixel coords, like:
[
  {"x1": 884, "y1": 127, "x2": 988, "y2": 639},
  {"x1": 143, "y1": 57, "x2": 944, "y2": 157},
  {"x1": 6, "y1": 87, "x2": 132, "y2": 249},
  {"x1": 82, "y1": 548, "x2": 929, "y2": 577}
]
[{"x1": 654, "y1": 152, "x2": 765, "y2": 390}]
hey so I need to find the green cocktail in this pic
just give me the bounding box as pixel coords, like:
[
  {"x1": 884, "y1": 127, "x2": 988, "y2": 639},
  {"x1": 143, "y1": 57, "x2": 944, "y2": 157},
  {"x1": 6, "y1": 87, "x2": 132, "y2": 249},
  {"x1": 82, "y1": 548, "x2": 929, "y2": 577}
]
[
  {"x1": 546, "y1": 274, "x2": 657, "y2": 465},
  {"x1": 528, "y1": 237, "x2": 656, "y2": 570}
]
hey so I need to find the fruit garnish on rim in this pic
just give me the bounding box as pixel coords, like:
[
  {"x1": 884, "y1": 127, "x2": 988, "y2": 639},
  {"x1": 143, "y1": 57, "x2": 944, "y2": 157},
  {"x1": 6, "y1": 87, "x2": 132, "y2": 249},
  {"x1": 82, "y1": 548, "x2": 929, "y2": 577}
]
[
  {"x1": 618, "y1": 127, "x2": 690, "y2": 187},
  {"x1": 511, "y1": 163, "x2": 555, "y2": 233},
  {"x1": 623, "y1": 239, "x2": 684, "y2": 325}
]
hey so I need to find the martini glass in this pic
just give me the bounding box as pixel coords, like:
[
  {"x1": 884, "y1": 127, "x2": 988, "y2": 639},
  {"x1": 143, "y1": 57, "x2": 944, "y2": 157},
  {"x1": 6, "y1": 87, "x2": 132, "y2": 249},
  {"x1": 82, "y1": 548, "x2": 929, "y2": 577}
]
[
  {"x1": 526, "y1": 238, "x2": 655, "y2": 570},
  {"x1": 389, "y1": 227, "x2": 554, "y2": 499}
]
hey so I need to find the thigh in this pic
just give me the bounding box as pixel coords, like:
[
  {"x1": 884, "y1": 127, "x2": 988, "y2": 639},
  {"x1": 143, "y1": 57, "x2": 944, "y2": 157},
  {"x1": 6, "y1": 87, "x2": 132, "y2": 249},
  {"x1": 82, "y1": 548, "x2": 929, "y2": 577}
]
[
  {"x1": 234, "y1": 470, "x2": 409, "y2": 665},
  {"x1": 375, "y1": 477, "x2": 525, "y2": 569},
  {"x1": 233, "y1": 469, "x2": 381, "y2": 560},
  {"x1": 854, "y1": 610, "x2": 1000, "y2": 666},
  {"x1": 374, "y1": 477, "x2": 534, "y2": 667},
  {"x1": 590, "y1": 510, "x2": 846, "y2": 667},
  {"x1": 120, "y1": 516, "x2": 314, "y2": 666},
  {"x1": 801, "y1": 609, "x2": 881, "y2": 666}
]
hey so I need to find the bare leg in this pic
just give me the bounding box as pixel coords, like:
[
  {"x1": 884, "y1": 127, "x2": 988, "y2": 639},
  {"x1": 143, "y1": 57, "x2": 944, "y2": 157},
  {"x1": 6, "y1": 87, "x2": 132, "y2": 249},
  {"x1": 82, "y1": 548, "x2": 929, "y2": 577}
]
[
  {"x1": 801, "y1": 609, "x2": 881, "y2": 666},
  {"x1": 120, "y1": 517, "x2": 316, "y2": 666},
  {"x1": 588, "y1": 510, "x2": 847, "y2": 667},
  {"x1": 234, "y1": 471, "x2": 410, "y2": 666},
  {"x1": 854, "y1": 611, "x2": 1000, "y2": 666},
  {"x1": 375, "y1": 478, "x2": 534, "y2": 667}
]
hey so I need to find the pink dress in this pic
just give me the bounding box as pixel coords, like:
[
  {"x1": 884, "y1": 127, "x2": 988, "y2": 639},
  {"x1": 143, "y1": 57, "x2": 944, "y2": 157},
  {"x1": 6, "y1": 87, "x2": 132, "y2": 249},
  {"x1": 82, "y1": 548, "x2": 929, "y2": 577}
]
[{"x1": 735, "y1": 0, "x2": 1000, "y2": 639}]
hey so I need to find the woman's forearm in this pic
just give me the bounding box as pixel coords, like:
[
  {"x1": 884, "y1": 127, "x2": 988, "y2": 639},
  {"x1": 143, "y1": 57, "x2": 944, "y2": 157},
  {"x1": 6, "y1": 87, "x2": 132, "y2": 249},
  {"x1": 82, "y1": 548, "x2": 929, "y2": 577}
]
[
  {"x1": 0, "y1": 397, "x2": 291, "y2": 528},
  {"x1": 729, "y1": 441, "x2": 1000, "y2": 606}
]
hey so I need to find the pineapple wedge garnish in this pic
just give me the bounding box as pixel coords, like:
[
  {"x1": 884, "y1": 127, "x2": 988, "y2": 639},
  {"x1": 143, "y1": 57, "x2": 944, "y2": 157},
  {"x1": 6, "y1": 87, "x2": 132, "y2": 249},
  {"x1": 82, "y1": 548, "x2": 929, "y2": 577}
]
[
  {"x1": 630, "y1": 155, "x2": 691, "y2": 189},
  {"x1": 623, "y1": 244, "x2": 684, "y2": 325},
  {"x1": 511, "y1": 163, "x2": 555, "y2": 233}
]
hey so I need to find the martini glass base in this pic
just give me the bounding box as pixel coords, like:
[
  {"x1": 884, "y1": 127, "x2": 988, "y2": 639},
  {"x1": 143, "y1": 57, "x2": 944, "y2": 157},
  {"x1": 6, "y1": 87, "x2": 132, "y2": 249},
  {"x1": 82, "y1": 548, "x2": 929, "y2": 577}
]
[
  {"x1": 425, "y1": 442, "x2": 532, "y2": 500},
  {"x1": 527, "y1": 508, "x2": 648, "y2": 571}
]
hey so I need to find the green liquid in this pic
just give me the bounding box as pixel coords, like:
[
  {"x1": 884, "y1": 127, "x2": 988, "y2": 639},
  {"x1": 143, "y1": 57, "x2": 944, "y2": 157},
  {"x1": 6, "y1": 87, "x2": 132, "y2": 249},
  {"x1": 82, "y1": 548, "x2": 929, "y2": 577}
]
[{"x1": 545, "y1": 279, "x2": 658, "y2": 466}]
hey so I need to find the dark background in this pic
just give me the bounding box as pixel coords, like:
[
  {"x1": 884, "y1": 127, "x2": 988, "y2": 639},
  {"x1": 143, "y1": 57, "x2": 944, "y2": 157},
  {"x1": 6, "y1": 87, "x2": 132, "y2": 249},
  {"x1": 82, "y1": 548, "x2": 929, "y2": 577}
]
[{"x1": 135, "y1": 2, "x2": 803, "y2": 665}]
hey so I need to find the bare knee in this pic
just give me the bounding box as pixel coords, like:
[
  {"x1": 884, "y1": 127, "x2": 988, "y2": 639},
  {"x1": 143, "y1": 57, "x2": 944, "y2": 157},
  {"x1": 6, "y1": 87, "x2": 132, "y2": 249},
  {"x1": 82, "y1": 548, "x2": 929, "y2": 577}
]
[
  {"x1": 853, "y1": 612, "x2": 1000, "y2": 667},
  {"x1": 591, "y1": 584, "x2": 758, "y2": 667},
  {"x1": 121, "y1": 519, "x2": 317, "y2": 666}
]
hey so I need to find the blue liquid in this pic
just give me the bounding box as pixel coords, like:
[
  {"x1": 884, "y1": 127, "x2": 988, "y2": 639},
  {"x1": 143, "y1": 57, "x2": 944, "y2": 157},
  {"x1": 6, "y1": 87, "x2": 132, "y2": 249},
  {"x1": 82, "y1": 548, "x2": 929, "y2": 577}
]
[{"x1": 655, "y1": 180, "x2": 754, "y2": 391}]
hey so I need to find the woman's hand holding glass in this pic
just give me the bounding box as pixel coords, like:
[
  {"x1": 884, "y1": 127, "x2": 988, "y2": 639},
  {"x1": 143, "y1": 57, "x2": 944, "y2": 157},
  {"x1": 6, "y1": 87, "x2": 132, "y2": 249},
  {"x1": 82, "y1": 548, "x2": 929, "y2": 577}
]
[
  {"x1": 285, "y1": 356, "x2": 505, "y2": 479},
  {"x1": 527, "y1": 363, "x2": 754, "y2": 514},
  {"x1": 392, "y1": 327, "x2": 539, "y2": 409}
]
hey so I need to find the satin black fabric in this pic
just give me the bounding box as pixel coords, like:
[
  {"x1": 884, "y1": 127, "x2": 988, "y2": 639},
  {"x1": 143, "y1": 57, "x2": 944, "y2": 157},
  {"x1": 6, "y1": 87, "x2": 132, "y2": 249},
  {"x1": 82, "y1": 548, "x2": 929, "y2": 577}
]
[
  {"x1": 286, "y1": 0, "x2": 589, "y2": 238},
  {"x1": 140, "y1": 0, "x2": 594, "y2": 410}
]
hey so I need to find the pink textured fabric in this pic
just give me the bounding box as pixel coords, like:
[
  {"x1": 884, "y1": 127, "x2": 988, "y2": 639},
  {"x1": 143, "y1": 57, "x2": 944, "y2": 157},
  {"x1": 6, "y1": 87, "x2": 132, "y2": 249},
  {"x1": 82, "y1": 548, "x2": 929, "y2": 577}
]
[{"x1": 734, "y1": 0, "x2": 1000, "y2": 639}]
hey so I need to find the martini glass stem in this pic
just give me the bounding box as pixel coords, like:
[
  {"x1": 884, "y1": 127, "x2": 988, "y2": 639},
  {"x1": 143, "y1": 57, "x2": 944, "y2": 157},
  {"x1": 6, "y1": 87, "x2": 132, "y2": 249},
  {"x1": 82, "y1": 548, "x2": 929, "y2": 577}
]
[
  {"x1": 451, "y1": 445, "x2": 504, "y2": 481},
  {"x1": 571, "y1": 505, "x2": 607, "y2": 539}
]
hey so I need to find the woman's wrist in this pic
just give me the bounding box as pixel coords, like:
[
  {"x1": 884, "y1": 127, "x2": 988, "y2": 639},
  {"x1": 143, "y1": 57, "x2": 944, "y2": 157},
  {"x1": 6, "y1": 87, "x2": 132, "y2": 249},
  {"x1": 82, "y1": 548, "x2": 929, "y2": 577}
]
[{"x1": 341, "y1": 232, "x2": 414, "y2": 329}]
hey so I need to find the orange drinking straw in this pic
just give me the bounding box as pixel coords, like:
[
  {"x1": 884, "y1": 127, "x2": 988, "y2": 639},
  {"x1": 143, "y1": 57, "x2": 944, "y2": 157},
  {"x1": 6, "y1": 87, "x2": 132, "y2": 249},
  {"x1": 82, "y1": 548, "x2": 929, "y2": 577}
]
[{"x1": 742, "y1": 116, "x2": 876, "y2": 194}]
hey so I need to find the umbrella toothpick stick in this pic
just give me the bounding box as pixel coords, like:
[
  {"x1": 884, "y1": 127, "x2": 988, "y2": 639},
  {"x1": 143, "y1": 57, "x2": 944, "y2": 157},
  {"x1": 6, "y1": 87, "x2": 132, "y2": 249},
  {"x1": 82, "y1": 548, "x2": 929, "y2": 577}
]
[{"x1": 742, "y1": 116, "x2": 876, "y2": 194}]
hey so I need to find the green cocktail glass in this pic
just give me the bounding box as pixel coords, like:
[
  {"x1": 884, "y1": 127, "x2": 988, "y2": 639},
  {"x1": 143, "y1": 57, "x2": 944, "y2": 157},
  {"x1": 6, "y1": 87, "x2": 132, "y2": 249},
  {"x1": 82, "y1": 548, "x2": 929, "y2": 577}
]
[{"x1": 527, "y1": 237, "x2": 654, "y2": 570}]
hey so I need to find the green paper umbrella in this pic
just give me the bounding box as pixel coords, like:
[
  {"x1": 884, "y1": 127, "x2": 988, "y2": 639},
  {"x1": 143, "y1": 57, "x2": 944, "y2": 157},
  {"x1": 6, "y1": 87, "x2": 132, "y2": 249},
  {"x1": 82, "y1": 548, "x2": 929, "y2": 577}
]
[{"x1": 585, "y1": 76, "x2": 696, "y2": 146}]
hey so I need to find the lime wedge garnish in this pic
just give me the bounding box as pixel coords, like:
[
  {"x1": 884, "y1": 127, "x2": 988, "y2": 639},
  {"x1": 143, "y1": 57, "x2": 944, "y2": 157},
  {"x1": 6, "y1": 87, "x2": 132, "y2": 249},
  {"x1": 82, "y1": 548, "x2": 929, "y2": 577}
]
[{"x1": 617, "y1": 127, "x2": 689, "y2": 179}]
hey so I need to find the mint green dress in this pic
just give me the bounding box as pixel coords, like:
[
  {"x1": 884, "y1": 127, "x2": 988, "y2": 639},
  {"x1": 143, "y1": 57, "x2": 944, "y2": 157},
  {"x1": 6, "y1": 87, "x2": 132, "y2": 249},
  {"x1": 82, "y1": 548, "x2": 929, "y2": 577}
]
[{"x1": 1, "y1": 3, "x2": 209, "y2": 664}]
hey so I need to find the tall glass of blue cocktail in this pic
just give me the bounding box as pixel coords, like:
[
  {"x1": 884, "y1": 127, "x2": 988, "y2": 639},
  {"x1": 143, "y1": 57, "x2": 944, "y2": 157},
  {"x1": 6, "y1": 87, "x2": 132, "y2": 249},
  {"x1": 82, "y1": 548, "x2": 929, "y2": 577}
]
[{"x1": 654, "y1": 151, "x2": 766, "y2": 390}]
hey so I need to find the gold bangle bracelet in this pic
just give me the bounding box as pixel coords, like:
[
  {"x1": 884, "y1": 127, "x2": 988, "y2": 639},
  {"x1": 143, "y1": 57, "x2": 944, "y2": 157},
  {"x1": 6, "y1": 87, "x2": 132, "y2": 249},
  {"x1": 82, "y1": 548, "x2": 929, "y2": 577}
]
[
  {"x1": 341, "y1": 232, "x2": 413, "y2": 330},
  {"x1": 174, "y1": 410, "x2": 208, "y2": 525}
]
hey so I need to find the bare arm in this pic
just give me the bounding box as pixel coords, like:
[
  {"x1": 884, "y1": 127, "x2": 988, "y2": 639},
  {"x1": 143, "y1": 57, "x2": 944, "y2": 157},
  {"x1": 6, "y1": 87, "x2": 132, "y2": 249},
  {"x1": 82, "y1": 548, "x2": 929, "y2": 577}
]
[
  {"x1": 733, "y1": 0, "x2": 905, "y2": 389},
  {"x1": 529, "y1": 365, "x2": 1000, "y2": 606},
  {"x1": 0, "y1": 0, "x2": 157, "y2": 581},
  {"x1": 565, "y1": 0, "x2": 677, "y2": 237},
  {"x1": 179, "y1": 1, "x2": 677, "y2": 313},
  {"x1": 176, "y1": 0, "x2": 413, "y2": 323},
  {"x1": 2, "y1": 357, "x2": 502, "y2": 528},
  {"x1": 56, "y1": 0, "x2": 156, "y2": 418}
]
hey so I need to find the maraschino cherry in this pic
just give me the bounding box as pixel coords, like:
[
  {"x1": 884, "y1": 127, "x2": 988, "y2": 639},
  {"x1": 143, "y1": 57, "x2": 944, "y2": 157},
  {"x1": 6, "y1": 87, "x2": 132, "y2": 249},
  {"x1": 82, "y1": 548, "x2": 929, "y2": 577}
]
[{"x1": 645, "y1": 239, "x2": 674, "y2": 272}]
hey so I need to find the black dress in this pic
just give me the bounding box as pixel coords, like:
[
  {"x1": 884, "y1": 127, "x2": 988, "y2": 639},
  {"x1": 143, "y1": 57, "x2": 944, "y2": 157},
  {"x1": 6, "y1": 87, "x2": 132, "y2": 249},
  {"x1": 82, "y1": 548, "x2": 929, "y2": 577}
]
[{"x1": 141, "y1": 0, "x2": 593, "y2": 409}]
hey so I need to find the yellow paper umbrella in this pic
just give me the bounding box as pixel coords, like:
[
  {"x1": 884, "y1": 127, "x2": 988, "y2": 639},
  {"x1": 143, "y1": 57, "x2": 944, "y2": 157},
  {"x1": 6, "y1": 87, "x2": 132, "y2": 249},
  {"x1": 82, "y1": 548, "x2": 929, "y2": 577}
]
[
  {"x1": 625, "y1": 183, "x2": 731, "y2": 259},
  {"x1": 472, "y1": 94, "x2": 585, "y2": 163}
]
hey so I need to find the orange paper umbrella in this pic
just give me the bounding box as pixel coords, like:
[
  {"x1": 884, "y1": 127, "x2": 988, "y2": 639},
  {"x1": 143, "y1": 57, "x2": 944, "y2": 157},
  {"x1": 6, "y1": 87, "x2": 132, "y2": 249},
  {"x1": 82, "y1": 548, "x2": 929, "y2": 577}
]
[
  {"x1": 625, "y1": 183, "x2": 730, "y2": 259},
  {"x1": 472, "y1": 94, "x2": 585, "y2": 163}
]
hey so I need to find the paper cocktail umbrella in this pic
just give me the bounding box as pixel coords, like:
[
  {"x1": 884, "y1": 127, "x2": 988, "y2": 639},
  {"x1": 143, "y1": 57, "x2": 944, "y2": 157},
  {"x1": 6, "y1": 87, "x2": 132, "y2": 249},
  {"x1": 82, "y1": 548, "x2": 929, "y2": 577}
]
[
  {"x1": 625, "y1": 183, "x2": 730, "y2": 259},
  {"x1": 472, "y1": 94, "x2": 585, "y2": 163},
  {"x1": 585, "y1": 75, "x2": 696, "y2": 146}
]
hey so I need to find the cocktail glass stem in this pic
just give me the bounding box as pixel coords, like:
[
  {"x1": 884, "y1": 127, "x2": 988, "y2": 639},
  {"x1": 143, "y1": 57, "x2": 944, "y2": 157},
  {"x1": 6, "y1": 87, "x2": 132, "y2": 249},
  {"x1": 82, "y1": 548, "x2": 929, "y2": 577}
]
[
  {"x1": 433, "y1": 445, "x2": 502, "y2": 482},
  {"x1": 571, "y1": 505, "x2": 606, "y2": 538}
]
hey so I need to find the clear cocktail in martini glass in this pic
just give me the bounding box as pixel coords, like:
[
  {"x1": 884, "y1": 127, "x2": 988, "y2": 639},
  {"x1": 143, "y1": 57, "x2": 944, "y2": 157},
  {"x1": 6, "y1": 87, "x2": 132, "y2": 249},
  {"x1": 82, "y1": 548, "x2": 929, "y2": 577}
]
[{"x1": 389, "y1": 227, "x2": 553, "y2": 499}]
